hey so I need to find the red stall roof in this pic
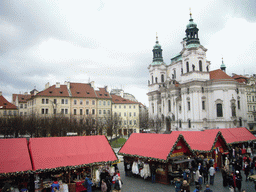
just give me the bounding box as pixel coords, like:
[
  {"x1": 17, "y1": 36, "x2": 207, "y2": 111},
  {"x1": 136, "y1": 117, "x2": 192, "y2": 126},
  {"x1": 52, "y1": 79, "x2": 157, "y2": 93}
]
[
  {"x1": 171, "y1": 131, "x2": 228, "y2": 152},
  {"x1": 0, "y1": 138, "x2": 32, "y2": 175},
  {"x1": 118, "y1": 133, "x2": 194, "y2": 162},
  {"x1": 29, "y1": 136, "x2": 118, "y2": 171},
  {"x1": 205, "y1": 127, "x2": 256, "y2": 144}
]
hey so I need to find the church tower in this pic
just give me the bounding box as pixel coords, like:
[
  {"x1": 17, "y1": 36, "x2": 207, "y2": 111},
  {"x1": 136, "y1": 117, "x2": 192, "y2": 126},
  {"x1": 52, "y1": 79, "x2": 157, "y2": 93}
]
[{"x1": 220, "y1": 58, "x2": 226, "y2": 72}]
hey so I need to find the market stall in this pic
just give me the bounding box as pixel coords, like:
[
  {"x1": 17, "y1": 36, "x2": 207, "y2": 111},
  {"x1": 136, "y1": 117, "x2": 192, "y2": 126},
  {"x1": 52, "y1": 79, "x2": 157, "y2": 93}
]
[
  {"x1": 29, "y1": 135, "x2": 118, "y2": 192},
  {"x1": 0, "y1": 138, "x2": 33, "y2": 191},
  {"x1": 118, "y1": 133, "x2": 195, "y2": 184},
  {"x1": 171, "y1": 131, "x2": 230, "y2": 169}
]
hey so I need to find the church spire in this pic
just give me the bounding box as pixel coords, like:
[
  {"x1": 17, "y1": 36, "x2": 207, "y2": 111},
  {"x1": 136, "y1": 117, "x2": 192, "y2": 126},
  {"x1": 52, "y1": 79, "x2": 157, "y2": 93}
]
[
  {"x1": 220, "y1": 57, "x2": 226, "y2": 72},
  {"x1": 152, "y1": 33, "x2": 163, "y2": 63},
  {"x1": 185, "y1": 9, "x2": 200, "y2": 46}
]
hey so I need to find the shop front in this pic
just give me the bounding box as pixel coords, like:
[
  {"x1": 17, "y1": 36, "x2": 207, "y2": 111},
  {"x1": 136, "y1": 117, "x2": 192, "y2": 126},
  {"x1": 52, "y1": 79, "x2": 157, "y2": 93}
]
[
  {"x1": 119, "y1": 133, "x2": 195, "y2": 185},
  {"x1": 29, "y1": 135, "x2": 118, "y2": 192}
]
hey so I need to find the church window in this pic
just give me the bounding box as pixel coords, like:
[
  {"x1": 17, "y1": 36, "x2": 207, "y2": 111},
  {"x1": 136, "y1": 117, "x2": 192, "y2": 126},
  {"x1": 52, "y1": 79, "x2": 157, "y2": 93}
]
[
  {"x1": 239, "y1": 118, "x2": 242, "y2": 127},
  {"x1": 152, "y1": 76, "x2": 153, "y2": 84},
  {"x1": 187, "y1": 88, "x2": 190, "y2": 94},
  {"x1": 155, "y1": 77, "x2": 158, "y2": 83},
  {"x1": 168, "y1": 100, "x2": 171, "y2": 112},
  {"x1": 202, "y1": 101, "x2": 205, "y2": 110},
  {"x1": 199, "y1": 60, "x2": 202, "y2": 72},
  {"x1": 179, "y1": 120, "x2": 182, "y2": 128},
  {"x1": 161, "y1": 74, "x2": 164, "y2": 83},
  {"x1": 181, "y1": 68, "x2": 183, "y2": 74},
  {"x1": 188, "y1": 102, "x2": 191, "y2": 111},
  {"x1": 186, "y1": 62, "x2": 189, "y2": 73},
  {"x1": 188, "y1": 119, "x2": 191, "y2": 128},
  {"x1": 237, "y1": 100, "x2": 240, "y2": 110},
  {"x1": 152, "y1": 104, "x2": 154, "y2": 114},
  {"x1": 216, "y1": 103, "x2": 223, "y2": 117},
  {"x1": 192, "y1": 65, "x2": 195, "y2": 71},
  {"x1": 206, "y1": 66, "x2": 209, "y2": 72},
  {"x1": 231, "y1": 103, "x2": 236, "y2": 117},
  {"x1": 202, "y1": 87, "x2": 204, "y2": 93}
]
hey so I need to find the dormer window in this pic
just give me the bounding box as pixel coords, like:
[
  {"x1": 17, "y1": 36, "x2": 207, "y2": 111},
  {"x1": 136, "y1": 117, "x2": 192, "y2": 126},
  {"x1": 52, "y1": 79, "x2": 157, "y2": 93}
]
[
  {"x1": 86, "y1": 92, "x2": 90, "y2": 94},
  {"x1": 77, "y1": 92, "x2": 80, "y2": 94},
  {"x1": 59, "y1": 91, "x2": 63, "y2": 94},
  {"x1": 104, "y1": 94, "x2": 108, "y2": 96},
  {"x1": 49, "y1": 91, "x2": 52, "y2": 94},
  {"x1": 99, "y1": 94, "x2": 102, "y2": 96}
]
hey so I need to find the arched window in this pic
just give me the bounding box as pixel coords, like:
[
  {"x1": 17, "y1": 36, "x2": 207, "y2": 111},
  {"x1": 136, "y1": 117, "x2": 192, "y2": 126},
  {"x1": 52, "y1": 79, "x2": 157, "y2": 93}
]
[
  {"x1": 152, "y1": 76, "x2": 153, "y2": 84},
  {"x1": 174, "y1": 70, "x2": 176, "y2": 79},
  {"x1": 179, "y1": 120, "x2": 182, "y2": 128},
  {"x1": 202, "y1": 87, "x2": 204, "y2": 93},
  {"x1": 161, "y1": 74, "x2": 164, "y2": 83},
  {"x1": 186, "y1": 62, "x2": 189, "y2": 73},
  {"x1": 216, "y1": 103, "x2": 223, "y2": 117},
  {"x1": 199, "y1": 60, "x2": 203, "y2": 72},
  {"x1": 188, "y1": 119, "x2": 191, "y2": 128},
  {"x1": 239, "y1": 118, "x2": 242, "y2": 127},
  {"x1": 155, "y1": 77, "x2": 158, "y2": 83},
  {"x1": 181, "y1": 68, "x2": 183, "y2": 74},
  {"x1": 168, "y1": 100, "x2": 171, "y2": 112}
]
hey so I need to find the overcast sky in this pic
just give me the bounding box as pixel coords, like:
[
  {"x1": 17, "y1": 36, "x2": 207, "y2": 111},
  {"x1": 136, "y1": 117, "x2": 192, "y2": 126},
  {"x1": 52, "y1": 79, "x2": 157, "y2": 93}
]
[{"x1": 1, "y1": 0, "x2": 256, "y2": 106}]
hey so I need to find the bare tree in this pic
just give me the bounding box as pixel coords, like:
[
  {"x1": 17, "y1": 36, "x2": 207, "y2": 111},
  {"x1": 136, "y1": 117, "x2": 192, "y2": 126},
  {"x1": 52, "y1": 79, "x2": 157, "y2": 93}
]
[{"x1": 148, "y1": 117, "x2": 163, "y2": 133}]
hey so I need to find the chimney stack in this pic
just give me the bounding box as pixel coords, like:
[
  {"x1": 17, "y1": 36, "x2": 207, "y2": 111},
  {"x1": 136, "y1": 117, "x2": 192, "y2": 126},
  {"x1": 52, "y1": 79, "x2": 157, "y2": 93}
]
[
  {"x1": 56, "y1": 82, "x2": 60, "y2": 88},
  {"x1": 0, "y1": 91, "x2": 2, "y2": 96}
]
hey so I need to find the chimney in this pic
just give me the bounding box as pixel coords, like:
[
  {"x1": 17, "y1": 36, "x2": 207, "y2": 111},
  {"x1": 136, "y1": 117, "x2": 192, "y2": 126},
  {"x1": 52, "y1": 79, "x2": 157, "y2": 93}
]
[
  {"x1": 0, "y1": 91, "x2": 2, "y2": 96},
  {"x1": 120, "y1": 90, "x2": 124, "y2": 98},
  {"x1": 90, "y1": 81, "x2": 95, "y2": 88},
  {"x1": 104, "y1": 86, "x2": 108, "y2": 92},
  {"x1": 67, "y1": 81, "x2": 70, "y2": 90},
  {"x1": 24, "y1": 92, "x2": 28, "y2": 95},
  {"x1": 56, "y1": 82, "x2": 60, "y2": 88},
  {"x1": 45, "y1": 82, "x2": 50, "y2": 89}
]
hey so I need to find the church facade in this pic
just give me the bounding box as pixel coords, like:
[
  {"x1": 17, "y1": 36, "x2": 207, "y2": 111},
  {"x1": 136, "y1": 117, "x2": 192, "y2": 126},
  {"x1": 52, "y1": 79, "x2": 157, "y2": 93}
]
[{"x1": 147, "y1": 14, "x2": 248, "y2": 131}]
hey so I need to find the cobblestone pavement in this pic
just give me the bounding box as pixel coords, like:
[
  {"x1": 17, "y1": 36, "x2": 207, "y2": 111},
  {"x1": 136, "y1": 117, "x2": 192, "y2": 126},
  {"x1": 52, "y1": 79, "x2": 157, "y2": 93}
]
[{"x1": 95, "y1": 162, "x2": 255, "y2": 192}]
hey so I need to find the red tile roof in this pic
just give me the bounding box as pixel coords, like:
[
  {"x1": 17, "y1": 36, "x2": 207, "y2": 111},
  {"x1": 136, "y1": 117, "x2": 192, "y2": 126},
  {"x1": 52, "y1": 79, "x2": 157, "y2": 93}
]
[
  {"x1": 29, "y1": 135, "x2": 117, "y2": 170},
  {"x1": 232, "y1": 75, "x2": 248, "y2": 83},
  {"x1": 119, "y1": 133, "x2": 194, "y2": 161},
  {"x1": 210, "y1": 69, "x2": 234, "y2": 81},
  {"x1": 37, "y1": 85, "x2": 69, "y2": 97},
  {"x1": 12, "y1": 94, "x2": 31, "y2": 103},
  {"x1": 69, "y1": 83, "x2": 97, "y2": 98},
  {"x1": 111, "y1": 94, "x2": 139, "y2": 104},
  {"x1": 0, "y1": 95, "x2": 17, "y2": 109},
  {"x1": 96, "y1": 88, "x2": 111, "y2": 99},
  {"x1": 205, "y1": 127, "x2": 256, "y2": 144}
]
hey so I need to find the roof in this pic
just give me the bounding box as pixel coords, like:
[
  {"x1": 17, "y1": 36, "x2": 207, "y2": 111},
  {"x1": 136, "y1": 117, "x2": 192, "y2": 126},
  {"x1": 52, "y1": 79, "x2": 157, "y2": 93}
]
[
  {"x1": 111, "y1": 94, "x2": 139, "y2": 104},
  {"x1": 232, "y1": 75, "x2": 248, "y2": 83},
  {"x1": 69, "y1": 83, "x2": 97, "y2": 98},
  {"x1": 96, "y1": 88, "x2": 111, "y2": 99},
  {"x1": 12, "y1": 94, "x2": 31, "y2": 103},
  {"x1": 0, "y1": 95, "x2": 17, "y2": 109},
  {"x1": 210, "y1": 69, "x2": 234, "y2": 81},
  {"x1": 36, "y1": 85, "x2": 69, "y2": 97},
  {"x1": 170, "y1": 131, "x2": 228, "y2": 152},
  {"x1": 0, "y1": 138, "x2": 32, "y2": 176},
  {"x1": 205, "y1": 127, "x2": 256, "y2": 145},
  {"x1": 118, "y1": 133, "x2": 194, "y2": 162},
  {"x1": 29, "y1": 135, "x2": 117, "y2": 171}
]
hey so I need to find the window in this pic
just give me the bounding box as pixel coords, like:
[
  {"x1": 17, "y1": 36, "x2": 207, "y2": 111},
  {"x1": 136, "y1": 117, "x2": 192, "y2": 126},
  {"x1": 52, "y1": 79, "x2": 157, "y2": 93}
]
[
  {"x1": 124, "y1": 105, "x2": 126, "y2": 109},
  {"x1": 237, "y1": 100, "x2": 240, "y2": 110},
  {"x1": 152, "y1": 104, "x2": 154, "y2": 114},
  {"x1": 80, "y1": 100, "x2": 83, "y2": 105},
  {"x1": 134, "y1": 112, "x2": 136, "y2": 116},
  {"x1": 134, "y1": 120, "x2": 137, "y2": 125},
  {"x1": 61, "y1": 109, "x2": 64, "y2": 114},
  {"x1": 119, "y1": 112, "x2": 121, "y2": 117},
  {"x1": 86, "y1": 100, "x2": 89, "y2": 105},
  {"x1": 168, "y1": 100, "x2": 171, "y2": 112},
  {"x1": 20, "y1": 112, "x2": 23, "y2": 116},
  {"x1": 46, "y1": 99, "x2": 49, "y2": 104},
  {"x1": 92, "y1": 100, "x2": 95, "y2": 105},
  {"x1": 187, "y1": 88, "x2": 190, "y2": 94},
  {"x1": 202, "y1": 101, "x2": 205, "y2": 110},
  {"x1": 20, "y1": 104, "x2": 23, "y2": 108},
  {"x1": 14, "y1": 111, "x2": 17, "y2": 116},
  {"x1": 65, "y1": 109, "x2": 68, "y2": 114},
  {"x1": 188, "y1": 119, "x2": 191, "y2": 128},
  {"x1": 199, "y1": 60, "x2": 202, "y2": 72},
  {"x1": 42, "y1": 108, "x2": 45, "y2": 114},
  {"x1": 155, "y1": 77, "x2": 158, "y2": 83},
  {"x1": 188, "y1": 102, "x2": 190, "y2": 111},
  {"x1": 152, "y1": 76, "x2": 153, "y2": 84},
  {"x1": 80, "y1": 109, "x2": 83, "y2": 115},
  {"x1": 129, "y1": 120, "x2": 132, "y2": 125},
  {"x1": 186, "y1": 62, "x2": 189, "y2": 73},
  {"x1": 217, "y1": 103, "x2": 223, "y2": 117},
  {"x1": 124, "y1": 112, "x2": 126, "y2": 116},
  {"x1": 86, "y1": 109, "x2": 89, "y2": 115},
  {"x1": 134, "y1": 105, "x2": 136, "y2": 109},
  {"x1": 124, "y1": 120, "x2": 127, "y2": 125},
  {"x1": 92, "y1": 109, "x2": 95, "y2": 115},
  {"x1": 129, "y1": 112, "x2": 131, "y2": 117},
  {"x1": 119, "y1": 105, "x2": 121, "y2": 109},
  {"x1": 103, "y1": 110, "x2": 106, "y2": 114},
  {"x1": 239, "y1": 118, "x2": 242, "y2": 127},
  {"x1": 108, "y1": 101, "x2": 110, "y2": 105},
  {"x1": 99, "y1": 101, "x2": 101, "y2": 105},
  {"x1": 42, "y1": 99, "x2": 45, "y2": 104},
  {"x1": 107, "y1": 110, "x2": 110, "y2": 114},
  {"x1": 129, "y1": 105, "x2": 131, "y2": 109},
  {"x1": 54, "y1": 99, "x2": 57, "y2": 104},
  {"x1": 115, "y1": 105, "x2": 117, "y2": 108},
  {"x1": 45, "y1": 108, "x2": 48, "y2": 114},
  {"x1": 103, "y1": 101, "x2": 106, "y2": 106},
  {"x1": 54, "y1": 109, "x2": 56, "y2": 114},
  {"x1": 74, "y1": 109, "x2": 77, "y2": 115},
  {"x1": 99, "y1": 110, "x2": 102, "y2": 115},
  {"x1": 161, "y1": 74, "x2": 164, "y2": 83},
  {"x1": 179, "y1": 120, "x2": 182, "y2": 128},
  {"x1": 119, "y1": 121, "x2": 122, "y2": 125},
  {"x1": 74, "y1": 100, "x2": 77, "y2": 105},
  {"x1": 9, "y1": 111, "x2": 12, "y2": 115},
  {"x1": 65, "y1": 99, "x2": 68, "y2": 104},
  {"x1": 202, "y1": 87, "x2": 204, "y2": 93},
  {"x1": 61, "y1": 99, "x2": 64, "y2": 104}
]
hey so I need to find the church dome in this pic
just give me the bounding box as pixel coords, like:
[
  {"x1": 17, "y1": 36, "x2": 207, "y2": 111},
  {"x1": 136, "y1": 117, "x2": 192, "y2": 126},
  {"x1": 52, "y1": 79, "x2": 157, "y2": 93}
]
[{"x1": 186, "y1": 18, "x2": 197, "y2": 29}]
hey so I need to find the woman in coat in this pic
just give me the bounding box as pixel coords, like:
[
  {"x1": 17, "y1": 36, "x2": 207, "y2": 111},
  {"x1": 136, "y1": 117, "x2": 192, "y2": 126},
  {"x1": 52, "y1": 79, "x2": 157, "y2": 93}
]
[{"x1": 114, "y1": 177, "x2": 123, "y2": 192}]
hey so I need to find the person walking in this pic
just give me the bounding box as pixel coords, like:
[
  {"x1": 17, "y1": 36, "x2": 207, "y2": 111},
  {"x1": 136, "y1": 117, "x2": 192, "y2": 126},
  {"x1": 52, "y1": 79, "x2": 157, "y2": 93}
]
[
  {"x1": 83, "y1": 175, "x2": 93, "y2": 192},
  {"x1": 221, "y1": 166, "x2": 228, "y2": 187},
  {"x1": 203, "y1": 184, "x2": 213, "y2": 192},
  {"x1": 201, "y1": 165, "x2": 208, "y2": 184},
  {"x1": 113, "y1": 177, "x2": 123, "y2": 192},
  {"x1": 244, "y1": 161, "x2": 250, "y2": 181},
  {"x1": 175, "y1": 178, "x2": 182, "y2": 192},
  {"x1": 194, "y1": 169, "x2": 200, "y2": 186},
  {"x1": 235, "y1": 170, "x2": 242, "y2": 192},
  {"x1": 208, "y1": 166, "x2": 215, "y2": 185},
  {"x1": 180, "y1": 180, "x2": 190, "y2": 192},
  {"x1": 151, "y1": 164, "x2": 156, "y2": 183}
]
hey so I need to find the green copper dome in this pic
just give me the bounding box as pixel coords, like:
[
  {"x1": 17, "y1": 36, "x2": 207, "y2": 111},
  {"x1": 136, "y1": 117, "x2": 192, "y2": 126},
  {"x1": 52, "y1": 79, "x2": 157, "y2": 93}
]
[{"x1": 186, "y1": 19, "x2": 197, "y2": 29}]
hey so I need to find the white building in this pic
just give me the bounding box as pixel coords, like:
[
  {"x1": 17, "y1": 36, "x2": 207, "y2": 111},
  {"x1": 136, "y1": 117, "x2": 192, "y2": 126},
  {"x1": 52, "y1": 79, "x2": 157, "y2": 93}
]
[{"x1": 147, "y1": 14, "x2": 248, "y2": 131}]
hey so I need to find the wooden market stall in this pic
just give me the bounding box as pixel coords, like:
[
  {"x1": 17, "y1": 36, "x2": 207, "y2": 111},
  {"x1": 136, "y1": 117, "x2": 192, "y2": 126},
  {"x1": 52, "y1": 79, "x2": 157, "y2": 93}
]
[
  {"x1": 118, "y1": 133, "x2": 195, "y2": 185},
  {"x1": 0, "y1": 138, "x2": 33, "y2": 191},
  {"x1": 171, "y1": 131, "x2": 230, "y2": 169},
  {"x1": 29, "y1": 135, "x2": 118, "y2": 192}
]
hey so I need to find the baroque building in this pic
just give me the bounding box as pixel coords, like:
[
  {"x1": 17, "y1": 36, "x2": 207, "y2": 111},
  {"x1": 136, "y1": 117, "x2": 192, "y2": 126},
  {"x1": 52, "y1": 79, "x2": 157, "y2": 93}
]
[{"x1": 147, "y1": 14, "x2": 248, "y2": 131}]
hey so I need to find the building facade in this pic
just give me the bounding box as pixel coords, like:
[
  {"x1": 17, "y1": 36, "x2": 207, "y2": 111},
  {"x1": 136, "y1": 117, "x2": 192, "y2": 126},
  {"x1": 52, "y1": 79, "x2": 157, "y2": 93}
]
[
  {"x1": 246, "y1": 75, "x2": 256, "y2": 130},
  {"x1": 0, "y1": 92, "x2": 18, "y2": 117},
  {"x1": 148, "y1": 14, "x2": 248, "y2": 131}
]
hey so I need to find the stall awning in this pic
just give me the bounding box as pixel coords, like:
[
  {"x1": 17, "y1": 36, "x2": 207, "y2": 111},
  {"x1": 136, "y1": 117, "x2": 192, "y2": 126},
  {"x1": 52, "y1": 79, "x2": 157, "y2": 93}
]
[
  {"x1": 170, "y1": 131, "x2": 229, "y2": 153},
  {"x1": 0, "y1": 138, "x2": 32, "y2": 175},
  {"x1": 205, "y1": 127, "x2": 256, "y2": 145},
  {"x1": 29, "y1": 135, "x2": 118, "y2": 171},
  {"x1": 118, "y1": 133, "x2": 194, "y2": 162}
]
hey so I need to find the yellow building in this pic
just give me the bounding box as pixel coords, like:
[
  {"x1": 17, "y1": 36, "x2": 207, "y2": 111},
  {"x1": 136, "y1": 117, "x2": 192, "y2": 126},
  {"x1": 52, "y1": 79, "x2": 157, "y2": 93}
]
[
  {"x1": 111, "y1": 94, "x2": 140, "y2": 135},
  {"x1": 12, "y1": 93, "x2": 31, "y2": 116},
  {"x1": 0, "y1": 92, "x2": 18, "y2": 117}
]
